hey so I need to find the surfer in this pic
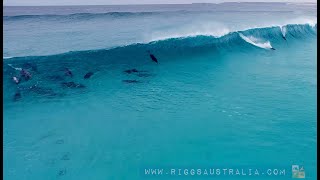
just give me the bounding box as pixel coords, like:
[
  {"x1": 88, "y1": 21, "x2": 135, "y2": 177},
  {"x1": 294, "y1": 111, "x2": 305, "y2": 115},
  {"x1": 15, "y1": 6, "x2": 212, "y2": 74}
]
[
  {"x1": 147, "y1": 50, "x2": 159, "y2": 64},
  {"x1": 270, "y1": 47, "x2": 276, "y2": 50}
]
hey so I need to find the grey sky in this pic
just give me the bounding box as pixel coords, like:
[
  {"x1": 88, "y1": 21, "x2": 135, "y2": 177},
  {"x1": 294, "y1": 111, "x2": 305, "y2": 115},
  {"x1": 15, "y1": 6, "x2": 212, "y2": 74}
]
[{"x1": 4, "y1": 0, "x2": 317, "y2": 6}]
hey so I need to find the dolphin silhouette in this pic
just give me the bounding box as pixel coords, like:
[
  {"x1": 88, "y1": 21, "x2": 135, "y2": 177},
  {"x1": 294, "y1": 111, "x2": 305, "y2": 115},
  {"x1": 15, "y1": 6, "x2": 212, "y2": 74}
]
[{"x1": 147, "y1": 50, "x2": 159, "y2": 64}]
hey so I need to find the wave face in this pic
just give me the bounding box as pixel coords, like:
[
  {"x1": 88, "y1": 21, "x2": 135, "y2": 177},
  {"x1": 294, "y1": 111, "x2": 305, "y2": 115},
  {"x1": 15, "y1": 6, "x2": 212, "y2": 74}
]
[
  {"x1": 3, "y1": 23, "x2": 316, "y2": 95},
  {"x1": 4, "y1": 24, "x2": 317, "y2": 63}
]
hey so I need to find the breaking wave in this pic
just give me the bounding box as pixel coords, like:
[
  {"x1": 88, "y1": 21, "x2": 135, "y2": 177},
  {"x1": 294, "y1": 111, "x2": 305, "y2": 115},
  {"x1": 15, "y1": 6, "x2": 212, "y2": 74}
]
[{"x1": 3, "y1": 23, "x2": 316, "y2": 65}]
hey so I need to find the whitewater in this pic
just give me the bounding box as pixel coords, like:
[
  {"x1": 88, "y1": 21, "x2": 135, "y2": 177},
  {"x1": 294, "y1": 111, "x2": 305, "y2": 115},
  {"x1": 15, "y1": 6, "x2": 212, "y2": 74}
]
[{"x1": 3, "y1": 3, "x2": 317, "y2": 180}]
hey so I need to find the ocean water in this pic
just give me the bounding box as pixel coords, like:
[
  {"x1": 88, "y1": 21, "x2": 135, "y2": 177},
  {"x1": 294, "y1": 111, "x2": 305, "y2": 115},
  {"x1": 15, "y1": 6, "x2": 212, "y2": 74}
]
[{"x1": 3, "y1": 3, "x2": 317, "y2": 180}]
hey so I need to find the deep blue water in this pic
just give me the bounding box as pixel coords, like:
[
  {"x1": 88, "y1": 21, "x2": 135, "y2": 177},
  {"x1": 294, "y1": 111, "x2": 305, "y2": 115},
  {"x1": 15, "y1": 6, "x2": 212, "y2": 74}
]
[{"x1": 3, "y1": 3, "x2": 317, "y2": 180}]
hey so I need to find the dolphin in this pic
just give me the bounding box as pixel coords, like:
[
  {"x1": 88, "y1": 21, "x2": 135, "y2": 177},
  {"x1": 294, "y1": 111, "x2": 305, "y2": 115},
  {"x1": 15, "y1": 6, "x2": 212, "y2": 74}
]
[
  {"x1": 61, "y1": 152, "x2": 70, "y2": 161},
  {"x1": 122, "y1": 80, "x2": 140, "y2": 83},
  {"x1": 84, "y1": 72, "x2": 94, "y2": 79},
  {"x1": 123, "y1": 69, "x2": 149, "y2": 74},
  {"x1": 62, "y1": 82, "x2": 86, "y2": 88},
  {"x1": 64, "y1": 68, "x2": 73, "y2": 77},
  {"x1": 13, "y1": 91, "x2": 22, "y2": 101},
  {"x1": 47, "y1": 75, "x2": 65, "y2": 81},
  {"x1": 124, "y1": 69, "x2": 139, "y2": 74},
  {"x1": 57, "y1": 169, "x2": 67, "y2": 177},
  {"x1": 23, "y1": 63, "x2": 38, "y2": 72},
  {"x1": 20, "y1": 69, "x2": 32, "y2": 80},
  {"x1": 147, "y1": 50, "x2": 159, "y2": 64},
  {"x1": 29, "y1": 85, "x2": 57, "y2": 97},
  {"x1": 135, "y1": 73, "x2": 152, "y2": 77}
]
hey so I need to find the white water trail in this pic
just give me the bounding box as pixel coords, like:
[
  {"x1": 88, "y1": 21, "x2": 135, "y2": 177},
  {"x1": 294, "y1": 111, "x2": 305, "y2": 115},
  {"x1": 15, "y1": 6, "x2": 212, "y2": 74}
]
[
  {"x1": 280, "y1": 26, "x2": 287, "y2": 37},
  {"x1": 238, "y1": 33, "x2": 273, "y2": 50},
  {"x1": 7, "y1": 64, "x2": 22, "y2": 71}
]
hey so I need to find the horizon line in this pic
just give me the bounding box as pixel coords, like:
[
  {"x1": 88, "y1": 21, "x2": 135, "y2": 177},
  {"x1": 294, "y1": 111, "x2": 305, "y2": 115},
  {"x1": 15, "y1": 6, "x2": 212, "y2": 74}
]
[{"x1": 4, "y1": 1, "x2": 317, "y2": 7}]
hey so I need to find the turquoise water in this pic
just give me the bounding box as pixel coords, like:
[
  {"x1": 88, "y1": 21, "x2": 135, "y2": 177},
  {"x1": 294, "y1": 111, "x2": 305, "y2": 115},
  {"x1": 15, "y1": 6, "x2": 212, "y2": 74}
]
[{"x1": 3, "y1": 3, "x2": 317, "y2": 180}]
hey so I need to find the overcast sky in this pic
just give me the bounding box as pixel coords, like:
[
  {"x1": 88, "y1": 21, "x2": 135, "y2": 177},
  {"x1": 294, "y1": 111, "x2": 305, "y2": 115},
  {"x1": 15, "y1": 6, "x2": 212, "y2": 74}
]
[{"x1": 4, "y1": 0, "x2": 317, "y2": 6}]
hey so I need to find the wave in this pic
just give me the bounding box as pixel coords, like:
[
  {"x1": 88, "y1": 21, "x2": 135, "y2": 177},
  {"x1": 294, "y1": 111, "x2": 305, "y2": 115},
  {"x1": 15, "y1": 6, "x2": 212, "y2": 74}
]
[
  {"x1": 3, "y1": 23, "x2": 316, "y2": 63},
  {"x1": 147, "y1": 16, "x2": 316, "y2": 41}
]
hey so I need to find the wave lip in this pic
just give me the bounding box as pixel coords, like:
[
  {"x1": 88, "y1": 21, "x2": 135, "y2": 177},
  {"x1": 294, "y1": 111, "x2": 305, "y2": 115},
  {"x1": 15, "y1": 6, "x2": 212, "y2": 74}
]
[
  {"x1": 150, "y1": 26, "x2": 231, "y2": 42},
  {"x1": 3, "y1": 56, "x2": 13, "y2": 59}
]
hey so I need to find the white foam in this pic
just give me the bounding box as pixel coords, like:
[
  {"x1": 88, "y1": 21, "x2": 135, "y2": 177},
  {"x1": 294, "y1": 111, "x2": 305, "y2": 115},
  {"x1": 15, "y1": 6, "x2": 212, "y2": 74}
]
[
  {"x1": 283, "y1": 17, "x2": 317, "y2": 27},
  {"x1": 239, "y1": 33, "x2": 273, "y2": 49},
  {"x1": 236, "y1": 17, "x2": 317, "y2": 35},
  {"x1": 280, "y1": 26, "x2": 287, "y2": 37},
  {"x1": 148, "y1": 22, "x2": 230, "y2": 42}
]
